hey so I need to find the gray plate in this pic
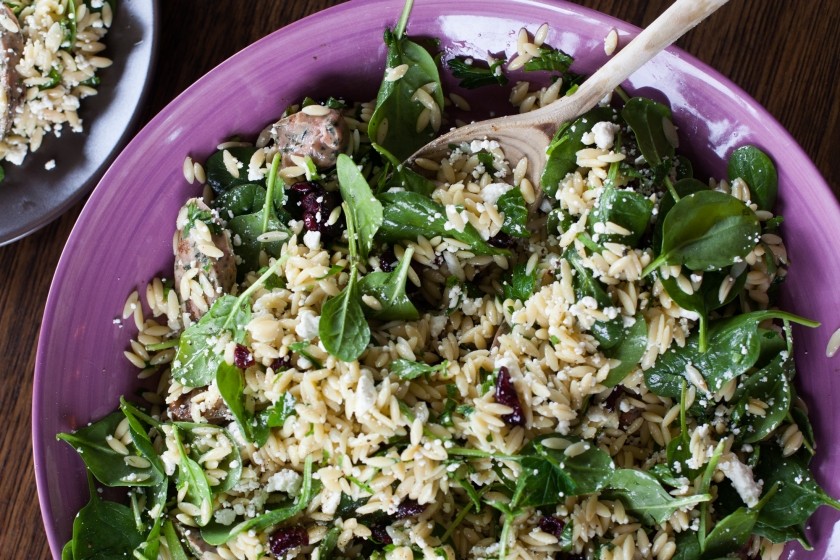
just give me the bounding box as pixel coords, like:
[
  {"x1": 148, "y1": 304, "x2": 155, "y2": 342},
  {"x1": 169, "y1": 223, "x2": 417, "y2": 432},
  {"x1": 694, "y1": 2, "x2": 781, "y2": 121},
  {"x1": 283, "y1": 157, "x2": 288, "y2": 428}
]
[{"x1": 0, "y1": 0, "x2": 158, "y2": 246}]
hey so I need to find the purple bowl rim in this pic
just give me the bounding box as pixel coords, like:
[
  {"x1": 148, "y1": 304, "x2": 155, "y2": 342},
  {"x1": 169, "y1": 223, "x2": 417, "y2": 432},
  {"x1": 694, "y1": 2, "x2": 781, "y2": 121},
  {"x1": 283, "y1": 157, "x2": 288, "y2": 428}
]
[{"x1": 32, "y1": 0, "x2": 840, "y2": 556}]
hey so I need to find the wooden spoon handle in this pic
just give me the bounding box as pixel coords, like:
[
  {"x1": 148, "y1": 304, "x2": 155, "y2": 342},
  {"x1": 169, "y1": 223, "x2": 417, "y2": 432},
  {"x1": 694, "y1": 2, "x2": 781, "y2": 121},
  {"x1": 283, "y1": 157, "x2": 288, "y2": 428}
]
[{"x1": 546, "y1": 0, "x2": 731, "y2": 120}]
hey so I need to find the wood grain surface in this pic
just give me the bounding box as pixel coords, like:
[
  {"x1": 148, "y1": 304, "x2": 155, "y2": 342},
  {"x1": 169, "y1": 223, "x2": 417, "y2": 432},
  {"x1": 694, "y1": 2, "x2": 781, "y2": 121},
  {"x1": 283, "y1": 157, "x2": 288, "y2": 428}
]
[{"x1": 1, "y1": 0, "x2": 838, "y2": 557}]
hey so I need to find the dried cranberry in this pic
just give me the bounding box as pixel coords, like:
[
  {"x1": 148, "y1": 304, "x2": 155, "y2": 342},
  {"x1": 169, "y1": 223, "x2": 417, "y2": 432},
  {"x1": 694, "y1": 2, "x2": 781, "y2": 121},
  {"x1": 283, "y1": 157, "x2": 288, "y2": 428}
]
[
  {"x1": 289, "y1": 181, "x2": 320, "y2": 196},
  {"x1": 603, "y1": 387, "x2": 623, "y2": 412},
  {"x1": 268, "y1": 525, "x2": 308, "y2": 557},
  {"x1": 619, "y1": 408, "x2": 642, "y2": 429},
  {"x1": 538, "y1": 516, "x2": 565, "y2": 539},
  {"x1": 234, "y1": 344, "x2": 255, "y2": 369},
  {"x1": 379, "y1": 248, "x2": 398, "y2": 272},
  {"x1": 299, "y1": 189, "x2": 342, "y2": 239},
  {"x1": 370, "y1": 522, "x2": 392, "y2": 545},
  {"x1": 270, "y1": 355, "x2": 291, "y2": 371},
  {"x1": 488, "y1": 231, "x2": 516, "y2": 248},
  {"x1": 394, "y1": 499, "x2": 426, "y2": 519},
  {"x1": 300, "y1": 192, "x2": 323, "y2": 215},
  {"x1": 495, "y1": 366, "x2": 526, "y2": 426}
]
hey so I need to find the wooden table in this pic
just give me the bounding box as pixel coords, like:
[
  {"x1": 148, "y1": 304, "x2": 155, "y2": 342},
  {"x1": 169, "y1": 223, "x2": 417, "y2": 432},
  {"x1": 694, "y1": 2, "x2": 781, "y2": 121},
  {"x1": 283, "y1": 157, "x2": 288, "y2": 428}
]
[{"x1": 1, "y1": 0, "x2": 838, "y2": 556}]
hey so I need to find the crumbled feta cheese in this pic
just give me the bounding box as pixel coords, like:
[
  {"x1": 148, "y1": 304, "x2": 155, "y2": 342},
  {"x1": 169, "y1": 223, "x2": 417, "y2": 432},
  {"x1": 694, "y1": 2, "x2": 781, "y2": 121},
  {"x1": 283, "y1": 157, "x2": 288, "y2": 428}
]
[
  {"x1": 355, "y1": 374, "x2": 377, "y2": 416},
  {"x1": 479, "y1": 182, "x2": 513, "y2": 206},
  {"x1": 303, "y1": 230, "x2": 321, "y2": 250},
  {"x1": 719, "y1": 453, "x2": 763, "y2": 507},
  {"x1": 44, "y1": 159, "x2": 56, "y2": 170},
  {"x1": 295, "y1": 310, "x2": 320, "y2": 340},
  {"x1": 591, "y1": 121, "x2": 622, "y2": 150},
  {"x1": 214, "y1": 508, "x2": 237, "y2": 526},
  {"x1": 265, "y1": 469, "x2": 303, "y2": 494}
]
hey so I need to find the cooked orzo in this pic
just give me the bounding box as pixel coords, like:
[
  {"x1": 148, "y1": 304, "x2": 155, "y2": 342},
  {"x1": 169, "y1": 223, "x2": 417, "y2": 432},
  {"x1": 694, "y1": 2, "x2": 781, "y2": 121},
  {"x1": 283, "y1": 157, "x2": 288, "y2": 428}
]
[{"x1": 57, "y1": 2, "x2": 837, "y2": 560}]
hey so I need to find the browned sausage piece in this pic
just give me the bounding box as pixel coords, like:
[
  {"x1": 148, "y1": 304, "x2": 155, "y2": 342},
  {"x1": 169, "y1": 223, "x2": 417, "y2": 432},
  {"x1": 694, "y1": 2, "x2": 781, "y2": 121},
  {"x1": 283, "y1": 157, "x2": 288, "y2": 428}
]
[
  {"x1": 174, "y1": 198, "x2": 237, "y2": 321},
  {"x1": 0, "y1": 6, "x2": 23, "y2": 139},
  {"x1": 168, "y1": 387, "x2": 231, "y2": 424},
  {"x1": 271, "y1": 108, "x2": 349, "y2": 168},
  {"x1": 173, "y1": 518, "x2": 222, "y2": 558}
]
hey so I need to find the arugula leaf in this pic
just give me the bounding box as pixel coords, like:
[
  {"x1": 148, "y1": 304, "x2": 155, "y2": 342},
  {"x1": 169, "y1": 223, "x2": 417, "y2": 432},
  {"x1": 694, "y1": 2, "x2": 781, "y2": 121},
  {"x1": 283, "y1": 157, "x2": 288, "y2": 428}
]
[
  {"x1": 56, "y1": 411, "x2": 164, "y2": 488},
  {"x1": 373, "y1": 143, "x2": 436, "y2": 196},
  {"x1": 206, "y1": 147, "x2": 262, "y2": 194},
  {"x1": 390, "y1": 358, "x2": 448, "y2": 380},
  {"x1": 173, "y1": 426, "x2": 213, "y2": 526},
  {"x1": 541, "y1": 107, "x2": 618, "y2": 197},
  {"x1": 367, "y1": 2, "x2": 445, "y2": 161},
  {"x1": 565, "y1": 248, "x2": 625, "y2": 349},
  {"x1": 754, "y1": 444, "x2": 840, "y2": 527},
  {"x1": 523, "y1": 46, "x2": 574, "y2": 73},
  {"x1": 729, "y1": 353, "x2": 791, "y2": 443},
  {"x1": 70, "y1": 471, "x2": 145, "y2": 560},
  {"x1": 502, "y1": 262, "x2": 537, "y2": 302},
  {"x1": 621, "y1": 97, "x2": 675, "y2": 182},
  {"x1": 602, "y1": 313, "x2": 647, "y2": 387},
  {"x1": 358, "y1": 245, "x2": 420, "y2": 321},
  {"x1": 602, "y1": 469, "x2": 710, "y2": 525},
  {"x1": 448, "y1": 57, "x2": 508, "y2": 89},
  {"x1": 496, "y1": 188, "x2": 530, "y2": 238},
  {"x1": 588, "y1": 185, "x2": 654, "y2": 248},
  {"x1": 254, "y1": 392, "x2": 297, "y2": 447},
  {"x1": 201, "y1": 455, "x2": 318, "y2": 545},
  {"x1": 377, "y1": 191, "x2": 508, "y2": 255},
  {"x1": 337, "y1": 153, "x2": 383, "y2": 260},
  {"x1": 643, "y1": 310, "x2": 817, "y2": 397},
  {"x1": 644, "y1": 190, "x2": 760, "y2": 275},
  {"x1": 728, "y1": 145, "x2": 778, "y2": 211},
  {"x1": 319, "y1": 267, "x2": 369, "y2": 362}
]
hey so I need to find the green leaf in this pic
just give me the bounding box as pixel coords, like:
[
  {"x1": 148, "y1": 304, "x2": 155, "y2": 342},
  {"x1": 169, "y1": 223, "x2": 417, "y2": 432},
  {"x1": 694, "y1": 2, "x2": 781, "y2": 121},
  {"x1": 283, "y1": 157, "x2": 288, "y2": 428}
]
[
  {"x1": 701, "y1": 484, "x2": 777, "y2": 559},
  {"x1": 644, "y1": 190, "x2": 760, "y2": 275},
  {"x1": 621, "y1": 97, "x2": 674, "y2": 180},
  {"x1": 754, "y1": 444, "x2": 840, "y2": 527},
  {"x1": 652, "y1": 178, "x2": 707, "y2": 258},
  {"x1": 602, "y1": 313, "x2": 647, "y2": 387},
  {"x1": 176, "y1": 423, "x2": 242, "y2": 495},
  {"x1": 213, "y1": 183, "x2": 268, "y2": 219},
  {"x1": 676, "y1": 156, "x2": 693, "y2": 180},
  {"x1": 368, "y1": 27, "x2": 445, "y2": 161},
  {"x1": 373, "y1": 143, "x2": 436, "y2": 197},
  {"x1": 206, "y1": 147, "x2": 262, "y2": 193},
  {"x1": 319, "y1": 267, "x2": 370, "y2": 362},
  {"x1": 317, "y1": 526, "x2": 342, "y2": 560},
  {"x1": 588, "y1": 185, "x2": 654, "y2": 248},
  {"x1": 60, "y1": 0, "x2": 77, "y2": 50},
  {"x1": 173, "y1": 426, "x2": 213, "y2": 526},
  {"x1": 289, "y1": 340, "x2": 324, "y2": 369},
  {"x1": 448, "y1": 57, "x2": 507, "y2": 89},
  {"x1": 227, "y1": 210, "x2": 289, "y2": 282},
  {"x1": 163, "y1": 520, "x2": 191, "y2": 560},
  {"x1": 56, "y1": 411, "x2": 164, "y2": 488},
  {"x1": 390, "y1": 358, "x2": 448, "y2": 380},
  {"x1": 254, "y1": 392, "x2": 297, "y2": 447},
  {"x1": 216, "y1": 361, "x2": 254, "y2": 441},
  {"x1": 377, "y1": 191, "x2": 508, "y2": 255},
  {"x1": 61, "y1": 542, "x2": 73, "y2": 560},
  {"x1": 119, "y1": 401, "x2": 167, "y2": 480},
  {"x1": 503, "y1": 262, "x2": 538, "y2": 302},
  {"x1": 358, "y1": 245, "x2": 420, "y2": 321},
  {"x1": 201, "y1": 455, "x2": 318, "y2": 545},
  {"x1": 183, "y1": 201, "x2": 222, "y2": 237},
  {"x1": 565, "y1": 248, "x2": 625, "y2": 349},
  {"x1": 541, "y1": 107, "x2": 618, "y2": 197},
  {"x1": 729, "y1": 353, "x2": 791, "y2": 443},
  {"x1": 497, "y1": 188, "x2": 530, "y2": 238},
  {"x1": 601, "y1": 469, "x2": 710, "y2": 525},
  {"x1": 727, "y1": 145, "x2": 778, "y2": 211},
  {"x1": 71, "y1": 471, "x2": 145, "y2": 559},
  {"x1": 753, "y1": 521, "x2": 812, "y2": 550},
  {"x1": 523, "y1": 46, "x2": 574, "y2": 73},
  {"x1": 665, "y1": 382, "x2": 701, "y2": 481},
  {"x1": 671, "y1": 531, "x2": 702, "y2": 560},
  {"x1": 337, "y1": 153, "x2": 383, "y2": 260}
]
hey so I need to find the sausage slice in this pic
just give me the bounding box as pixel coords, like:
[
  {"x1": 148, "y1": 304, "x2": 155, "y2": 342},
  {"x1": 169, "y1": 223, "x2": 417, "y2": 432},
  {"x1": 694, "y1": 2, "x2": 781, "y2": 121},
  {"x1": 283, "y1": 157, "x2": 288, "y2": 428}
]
[
  {"x1": 0, "y1": 5, "x2": 23, "y2": 139},
  {"x1": 271, "y1": 108, "x2": 349, "y2": 168},
  {"x1": 168, "y1": 387, "x2": 231, "y2": 424}
]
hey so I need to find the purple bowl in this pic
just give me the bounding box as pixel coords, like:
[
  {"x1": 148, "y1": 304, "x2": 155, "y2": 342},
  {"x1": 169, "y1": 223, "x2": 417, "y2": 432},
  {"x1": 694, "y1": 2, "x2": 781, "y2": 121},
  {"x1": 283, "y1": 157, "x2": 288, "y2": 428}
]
[{"x1": 34, "y1": 0, "x2": 840, "y2": 557}]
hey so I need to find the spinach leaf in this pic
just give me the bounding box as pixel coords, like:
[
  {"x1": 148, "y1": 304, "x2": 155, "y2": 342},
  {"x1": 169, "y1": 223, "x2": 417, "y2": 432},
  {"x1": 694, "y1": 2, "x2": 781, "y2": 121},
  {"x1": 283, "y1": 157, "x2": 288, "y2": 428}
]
[
  {"x1": 754, "y1": 444, "x2": 840, "y2": 527},
  {"x1": 201, "y1": 455, "x2": 317, "y2": 545},
  {"x1": 120, "y1": 401, "x2": 167, "y2": 479},
  {"x1": 790, "y1": 407, "x2": 816, "y2": 458},
  {"x1": 523, "y1": 46, "x2": 574, "y2": 73},
  {"x1": 367, "y1": 3, "x2": 445, "y2": 162},
  {"x1": 676, "y1": 156, "x2": 693, "y2": 180},
  {"x1": 70, "y1": 471, "x2": 145, "y2": 560},
  {"x1": 56, "y1": 411, "x2": 164, "y2": 488},
  {"x1": 213, "y1": 183, "x2": 267, "y2": 219},
  {"x1": 174, "y1": 424, "x2": 242, "y2": 495},
  {"x1": 753, "y1": 521, "x2": 812, "y2": 550},
  {"x1": 602, "y1": 313, "x2": 647, "y2": 387},
  {"x1": 227, "y1": 210, "x2": 289, "y2": 282},
  {"x1": 289, "y1": 340, "x2": 323, "y2": 369},
  {"x1": 698, "y1": 441, "x2": 726, "y2": 550},
  {"x1": 652, "y1": 178, "x2": 707, "y2": 258},
  {"x1": 61, "y1": 542, "x2": 72, "y2": 560},
  {"x1": 373, "y1": 143, "x2": 436, "y2": 196},
  {"x1": 173, "y1": 425, "x2": 213, "y2": 526},
  {"x1": 318, "y1": 526, "x2": 342, "y2": 560},
  {"x1": 643, "y1": 310, "x2": 817, "y2": 397},
  {"x1": 377, "y1": 191, "x2": 508, "y2": 255},
  {"x1": 601, "y1": 469, "x2": 711, "y2": 525},
  {"x1": 337, "y1": 153, "x2": 383, "y2": 260},
  {"x1": 565, "y1": 248, "x2": 625, "y2": 349},
  {"x1": 727, "y1": 145, "x2": 778, "y2": 212},
  {"x1": 319, "y1": 267, "x2": 369, "y2": 362},
  {"x1": 390, "y1": 358, "x2": 448, "y2": 380},
  {"x1": 588, "y1": 185, "x2": 654, "y2": 248},
  {"x1": 644, "y1": 190, "x2": 760, "y2": 275},
  {"x1": 254, "y1": 392, "x2": 297, "y2": 447},
  {"x1": 216, "y1": 361, "x2": 254, "y2": 441},
  {"x1": 61, "y1": 0, "x2": 77, "y2": 50},
  {"x1": 497, "y1": 188, "x2": 530, "y2": 238},
  {"x1": 701, "y1": 484, "x2": 777, "y2": 559},
  {"x1": 502, "y1": 262, "x2": 537, "y2": 302},
  {"x1": 448, "y1": 57, "x2": 507, "y2": 89},
  {"x1": 672, "y1": 531, "x2": 702, "y2": 560},
  {"x1": 729, "y1": 353, "x2": 791, "y2": 443},
  {"x1": 541, "y1": 107, "x2": 618, "y2": 197},
  {"x1": 358, "y1": 245, "x2": 420, "y2": 321},
  {"x1": 665, "y1": 382, "x2": 701, "y2": 481},
  {"x1": 163, "y1": 520, "x2": 191, "y2": 560},
  {"x1": 621, "y1": 97, "x2": 674, "y2": 181},
  {"x1": 516, "y1": 434, "x2": 614, "y2": 507},
  {"x1": 206, "y1": 147, "x2": 262, "y2": 193}
]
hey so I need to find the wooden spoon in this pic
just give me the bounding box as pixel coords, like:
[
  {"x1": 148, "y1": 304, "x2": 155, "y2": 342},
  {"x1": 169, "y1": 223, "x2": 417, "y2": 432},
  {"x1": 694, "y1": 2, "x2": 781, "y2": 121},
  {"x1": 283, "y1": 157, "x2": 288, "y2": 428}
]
[{"x1": 408, "y1": 0, "x2": 730, "y2": 210}]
